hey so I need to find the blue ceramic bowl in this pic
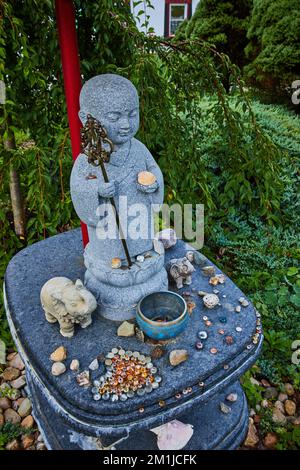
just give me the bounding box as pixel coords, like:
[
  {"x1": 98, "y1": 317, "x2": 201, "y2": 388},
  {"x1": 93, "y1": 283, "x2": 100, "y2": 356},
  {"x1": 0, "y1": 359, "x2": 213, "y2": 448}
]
[{"x1": 136, "y1": 291, "x2": 189, "y2": 341}]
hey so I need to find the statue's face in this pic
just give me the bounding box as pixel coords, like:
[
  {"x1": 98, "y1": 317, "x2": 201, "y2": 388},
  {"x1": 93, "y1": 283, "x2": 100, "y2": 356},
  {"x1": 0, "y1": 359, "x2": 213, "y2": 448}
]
[{"x1": 99, "y1": 99, "x2": 139, "y2": 145}]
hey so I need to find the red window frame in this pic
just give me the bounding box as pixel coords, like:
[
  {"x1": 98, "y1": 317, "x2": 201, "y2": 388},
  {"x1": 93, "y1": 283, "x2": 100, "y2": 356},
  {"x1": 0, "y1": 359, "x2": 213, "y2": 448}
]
[{"x1": 165, "y1": 0, "x2": 192, "y2": 37}]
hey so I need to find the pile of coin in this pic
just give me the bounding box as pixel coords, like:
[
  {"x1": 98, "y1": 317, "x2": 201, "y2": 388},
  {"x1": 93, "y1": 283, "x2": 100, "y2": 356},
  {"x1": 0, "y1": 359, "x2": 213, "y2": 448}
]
[{"x1": 92, "y1": 348, "x2": 161, "y2": 402}]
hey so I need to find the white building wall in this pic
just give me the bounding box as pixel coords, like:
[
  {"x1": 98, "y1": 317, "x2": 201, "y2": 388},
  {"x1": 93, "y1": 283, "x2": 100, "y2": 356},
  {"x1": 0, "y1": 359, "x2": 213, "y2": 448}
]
[{"x1": 131, "y1": 0, "x2": 201, "y2": 37}]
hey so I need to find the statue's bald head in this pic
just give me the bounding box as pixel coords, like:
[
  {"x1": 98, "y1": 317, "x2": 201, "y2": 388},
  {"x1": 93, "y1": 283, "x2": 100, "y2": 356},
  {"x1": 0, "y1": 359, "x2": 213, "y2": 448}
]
[{"x1": 79, "y1": 74, "x2": 140, "y2": 145}]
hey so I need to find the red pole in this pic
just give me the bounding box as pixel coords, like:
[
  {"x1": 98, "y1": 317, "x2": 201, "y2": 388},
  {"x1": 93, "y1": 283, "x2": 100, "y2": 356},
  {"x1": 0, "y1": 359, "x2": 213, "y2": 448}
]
[{"x1": 55, "y1": 0, "x2": 89, "y2": 247}]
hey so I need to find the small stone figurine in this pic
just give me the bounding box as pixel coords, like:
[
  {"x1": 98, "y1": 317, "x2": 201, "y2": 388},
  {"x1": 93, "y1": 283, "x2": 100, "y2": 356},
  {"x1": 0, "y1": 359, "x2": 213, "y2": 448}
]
[
  {"x1": 40, "y1": 277, "x2": 97, "y2": 337},
  {"x1": 167, "y1": 257, "x2": 195, "y2": 289}
]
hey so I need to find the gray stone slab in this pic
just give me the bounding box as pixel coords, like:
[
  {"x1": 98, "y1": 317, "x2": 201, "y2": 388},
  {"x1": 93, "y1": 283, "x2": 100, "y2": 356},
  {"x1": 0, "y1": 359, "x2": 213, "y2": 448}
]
[{"x1": 4, "y1": 229, "x2": 262, "y2": 435}]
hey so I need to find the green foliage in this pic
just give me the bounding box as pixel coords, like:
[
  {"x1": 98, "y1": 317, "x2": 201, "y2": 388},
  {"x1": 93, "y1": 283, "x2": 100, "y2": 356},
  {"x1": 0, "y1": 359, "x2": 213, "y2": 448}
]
[
  {"x1": 245, "y1": 0, "x2": 300, "y2": 100},
  {"x1": 176, "y1": 0, "x2": 252, "y2": 68},
  {"x1": 240, "y1": 370, "x2": 264, "y2": 408},
  {"x1": 0, "y1": 422, "x2": 35, "y2": 450}
]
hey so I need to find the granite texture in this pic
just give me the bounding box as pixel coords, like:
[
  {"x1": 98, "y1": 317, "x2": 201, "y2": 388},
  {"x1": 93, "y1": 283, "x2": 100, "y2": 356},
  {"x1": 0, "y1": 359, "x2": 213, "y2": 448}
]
[
  {"x1": 70, "y1": 74, "x2": 167, "y2": 319},
  {"x1": 4, "y1": 228, "x2": 263, "y2": 437}
]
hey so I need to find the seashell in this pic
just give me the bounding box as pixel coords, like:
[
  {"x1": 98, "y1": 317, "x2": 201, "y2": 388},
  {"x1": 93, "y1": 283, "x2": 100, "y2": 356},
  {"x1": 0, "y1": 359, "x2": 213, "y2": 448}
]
[
  {"x1": 138, "y1": 171, "x2": 156, "y2": 186},
  {"x1": 111, "y1": 257, "x2": 122, "y2": 269},
  {"x1": 203, "y1": 293, "x2": 219, "y2": 309},
  {"x1": 151, "y1": 420, "x2": 194, "y2": 450},
  {"x1": 154, "y1": 228, "x2": 177, "y2": 250},
  {"x1": 76, "y1": 370, "x2": 90, "y2": 387}
]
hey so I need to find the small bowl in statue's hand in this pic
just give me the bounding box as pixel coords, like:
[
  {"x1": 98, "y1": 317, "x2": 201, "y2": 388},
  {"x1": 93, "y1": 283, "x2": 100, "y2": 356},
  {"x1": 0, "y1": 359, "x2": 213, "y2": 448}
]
[
  {"x1": 136, "y1": 291, "x2": 189, "y2": 341},
  {"x1": 137, "y1": 171, "x2": 157, "y2": 186}
]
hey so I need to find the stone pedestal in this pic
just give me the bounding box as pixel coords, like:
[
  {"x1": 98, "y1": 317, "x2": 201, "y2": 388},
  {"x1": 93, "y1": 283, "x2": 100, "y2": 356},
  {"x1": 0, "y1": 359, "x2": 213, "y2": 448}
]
[{"x1": 4, "y1": 229, "x2": 263, "y2": 450}]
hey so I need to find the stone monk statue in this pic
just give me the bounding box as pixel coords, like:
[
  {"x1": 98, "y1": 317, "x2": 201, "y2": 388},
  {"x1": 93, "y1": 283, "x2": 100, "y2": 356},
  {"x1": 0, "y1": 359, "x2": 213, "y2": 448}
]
[{"x1": 70, "y1": 74, "x2": 168, "y2": 320}]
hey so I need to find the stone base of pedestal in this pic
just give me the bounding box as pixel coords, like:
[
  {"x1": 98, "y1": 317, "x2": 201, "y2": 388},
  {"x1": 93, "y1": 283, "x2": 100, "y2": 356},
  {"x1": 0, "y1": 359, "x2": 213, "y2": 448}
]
[{"x1": 27, "y1": 369, "x2": 248, "y2": 450}]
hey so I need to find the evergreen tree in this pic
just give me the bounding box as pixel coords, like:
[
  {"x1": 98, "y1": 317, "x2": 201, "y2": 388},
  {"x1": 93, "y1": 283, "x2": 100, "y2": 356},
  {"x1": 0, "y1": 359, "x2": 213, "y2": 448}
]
[
  {"x1": 177, "y1": 0, "x2": 252, "y2": 68},
  {"x1": 244, "y1": 0, "x2": 300, "y2": 101}
]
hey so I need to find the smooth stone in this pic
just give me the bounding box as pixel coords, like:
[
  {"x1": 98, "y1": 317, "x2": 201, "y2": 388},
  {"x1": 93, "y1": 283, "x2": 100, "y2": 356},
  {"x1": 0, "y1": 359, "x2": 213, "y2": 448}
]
[
  {"x1": 263, "y1": 432, "x2": 278, "y2": 449},
  {"x1": 250, "y1": 377, "x2": 260, "y2": 387},
  {"x1": 155, "y1": 228, "x2": 177, "y2": 250},
  {"x1": 22, "y1": 434, "x2": 35, "y2": 449},
  {"x1": 50, "y1": 346, "x2": 67, "y2": 362},
  {"x1": 18, "y1": 397, "x2": 32, "y2": 418},
  {"x1": 8, "y1": 353, "x2": 25, "y2": 371},
  {"x1": 51, "y1": 362, "x2": 66, "y2": 377},
  {"x1": 284, "y1": 400, "x2": 296, "y2": 416},
  {"x1": 261, "y1": 399, "x2": 269, "y2": 408},
  {"x1": 10, "y1": 376, "x2": 26, "y2": 389},
  {"x1": 278, "y1": 392, "x2": 288, "y2": 402},
  {"x1": 21, "y1": 414, "x2": 34, "y2": 429},
  {"x1": 0, "y1": 414, "x2": 4, "y2": 426},
  {"x1": 88, "y1": 358, "x2": 99, "y2": 371},
  {"x1": 272, "y1": 408, "x2": 287, "y2": 425},
  {"x1": 2, "y1": 367, "x2": 20, "y2": 381},
  {"x1": 4, "y1": 408, "x2": 21, "y2": 424},
  {"x1": 0, "y1": 397, "x2": 12, "y2": 410},
  {"x1": 284, "y1": 383, "x2": 294, "y2": 396},
  {"x1": 10, "y1": 389, "x2": 21, "y2": 400},
  {"x1": 70, "y1": 359, "x2": 80, "y2": 371},
  {"x1": 220, "y1": 402, "x2": 231, "y2": 414},
  {"x1": 5, "y1": 439, "x2": 20, "y2": 450},
  {"x1": 235, "y1": 306, "x2": 241, "y2": 313},
  {"x1": 36, "y1": 442, "x2": 47, "y2": 450},
  {"x1": 203, "y1": 294, "x2": 219, "y2": 309},
  {"x1": 274, "y1": 400, "x2": 285, "y2": 414},
  {"x1": 226, "y1": 393, "x2": 238, "y2": 402},
  {"x1": 201, "y1": 266, "x2": 215, "y2": 277},
  {"x1": 244, "y1": 418, "x2": 259, "y2": 447},
  {"x1": 191, "y1": 251, "x2": 207, "y2": 267},
  {"x1": 169, "y1": 349, "x2": 188, "y2": 367},
  {"x1": 264, "y1": 387, "x2": 278, "y2": 399},
  {"x1": 117, "y1": 321, "x2": 135, "y2": 337},
  {"x1": 261, "y1": 379, "x2": 271, "y2": 387}
]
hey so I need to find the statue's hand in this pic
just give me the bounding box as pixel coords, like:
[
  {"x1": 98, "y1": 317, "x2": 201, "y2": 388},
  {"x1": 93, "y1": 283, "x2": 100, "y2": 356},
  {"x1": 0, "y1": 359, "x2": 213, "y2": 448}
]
[
  {"x1": 137, "y1": 180, "x2": 159, "y2": 194},
  {"x1": 98, "y1": 181, "x2": 116, "y2": 198}
]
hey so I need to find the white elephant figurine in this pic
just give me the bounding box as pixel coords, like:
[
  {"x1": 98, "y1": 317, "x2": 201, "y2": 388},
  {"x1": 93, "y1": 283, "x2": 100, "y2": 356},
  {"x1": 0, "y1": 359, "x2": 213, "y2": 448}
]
[
  {"x1": 167, "y1": 257, "x2": 196, "y2": 289},
  {"x1": 40, "y1": 277, "x2": 97, "y2": 337}
]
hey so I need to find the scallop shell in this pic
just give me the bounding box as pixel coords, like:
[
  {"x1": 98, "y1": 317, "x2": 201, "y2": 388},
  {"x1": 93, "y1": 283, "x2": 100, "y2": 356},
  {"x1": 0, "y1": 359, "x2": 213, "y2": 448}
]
[{"x1": 151, "y1": 420, "x2": 194, "y2": 450}]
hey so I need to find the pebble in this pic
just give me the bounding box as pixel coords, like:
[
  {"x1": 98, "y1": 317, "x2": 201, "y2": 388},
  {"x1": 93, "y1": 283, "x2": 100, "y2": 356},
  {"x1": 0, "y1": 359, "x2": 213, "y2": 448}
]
[
  {"x1": 203, "y1": 293, "x2": 219, "y2": 309},
  {"x1": 195, "y1": 341, "x2": 204, "y2": 350},
  {"x1": 220, "y1": 402, "x2": 231, "y2": 414},
  {"x1": 226, "y1": 393, "x2": 237, "y2": 402},
  {"x1": 21, "y1": 415, "x2": 34, "y2": 429},
  {"x1": 4, "y1": 408, "x2": 21, "y2": 424},
  {"x1": 272, "y1": 408, "x2": 287, "y2": 425},
  {"x1": 155, "y1": 228, "x2": 177, "y2": 249},
  {"x1": 261, "y1": 379, "x2": 271, "y2": 388},
  {"x1": 284, "y1": 400, "x2": 296, "y2": 416},
  {"x1": 70, "y1": 359, "x2": 80, "y2": 371},
  {"x1": 169, "y1": 349, "x2": 188, "y2": 366},
  {"x1": 263, "y1": 432, "x2": 278, "y2": 449},
  {"x1": 0, "y1": 397, "x2": 12, "y2": 410},
  {"x1": 0, "y1": 382, "x2": 11, "y2": 391},
  {"x1": 274, "y1": 400, "x2": 285, "y2": 414},
  {"x1": 10, "y1": 376, "x2": 26, "y2": 389},
  {"x1": 201, "y1": 266, "x2": 215, "y2": 277},
  {"x1": 244, "y1": 418, "x2": 259, "y2": 447},
  {"x1": 37, "y1": 434, "x2": 44, "y2": 442},
  {"x1": 241, "y1": 299, "x2": 249, "y2": 307},
  {"x1": 136, "y1": 255, "x2": 144, "y2": 263},
  {"x1": 150, "y1": 347, "x2": 165, "y2": 360},
  {"x1": 235, "y1": 306, "x2": 241, "y2": 313},
  {"x1": 225, "y1": 336, "x2": 234, "y2": 345},
  {"x1": 2, "y1": 367, "x2": 20, "y2": 381},
  {"x1": 5, "y1": 439, "x2": 20, "y2": 450},
  {"x1": 50, "y1": 346, "x2": 67, "y2": 362},
  {"x1": 264, "y1": 387, "x2": 278, "y2": 400},
  {"x1": 22, "y1": 434, "x2": 35, "y2": 449},
  {"x1": 0, "y1": 414, "x2": 4, "y2": 426},
  {"x1": 278, "y1": 392, "x2": 288, "y2": 402},
  {"x1": 117, "y1": 321, "x2": 135, "y2": 337},
  {"x1": 8, "y1": 353, "x2": 25, "y2": 371},
  {"x1": 284, "y1": 383, "x2": 294, "y2": 396},
  {"x1": 88, "y1": 358, "x2": 99, "y2": 371},
  {"x1": 18, "y1": 398, "x2": 32, "y2": 418},
  {"x1": 51, "y1": 362, "x2": 66, "y2": 376},
  {"x1": 36, "y1": 442, "x2": 47, "y2": 450},
  {"x1": 7, "y1": 352, "x2": 17, "y2": 361},
  {"x1": 261, "y1": 399, "x2": 269, "y2": 408},
  {"x1": 190, "y1": 250, "x2": 206, "y2": 266}
]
